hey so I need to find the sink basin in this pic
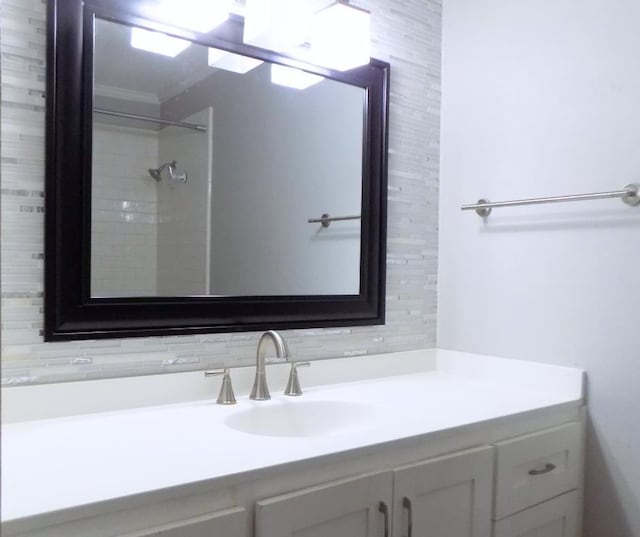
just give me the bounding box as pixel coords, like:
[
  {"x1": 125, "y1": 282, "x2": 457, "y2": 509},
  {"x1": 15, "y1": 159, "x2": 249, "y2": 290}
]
[{"x1": 224, "y1": 400, "x2": 377, "y2": 438}]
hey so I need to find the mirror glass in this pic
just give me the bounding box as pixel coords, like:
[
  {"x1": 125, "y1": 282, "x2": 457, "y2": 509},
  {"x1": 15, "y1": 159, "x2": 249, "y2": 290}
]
[{"x1": 91, "y1": 18, "x2": 365, "y2": 298}]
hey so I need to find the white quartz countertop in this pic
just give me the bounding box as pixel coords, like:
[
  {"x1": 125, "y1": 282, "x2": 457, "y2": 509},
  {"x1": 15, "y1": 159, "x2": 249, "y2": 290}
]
[{"x1": 1, "y1": 349, "x2": 584, "y2": 524}]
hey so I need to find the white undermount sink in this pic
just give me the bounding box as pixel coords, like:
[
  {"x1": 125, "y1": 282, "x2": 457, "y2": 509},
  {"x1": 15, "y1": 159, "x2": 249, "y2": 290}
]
[{"x1": 223, "y1": 400, "x2": 378, "y2": 437}]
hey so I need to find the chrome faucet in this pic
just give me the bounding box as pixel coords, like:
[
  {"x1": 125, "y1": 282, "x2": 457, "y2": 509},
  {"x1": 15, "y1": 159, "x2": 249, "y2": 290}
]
[{"x1": 250, "y1": 330, "x2": 290, "y2": 400}]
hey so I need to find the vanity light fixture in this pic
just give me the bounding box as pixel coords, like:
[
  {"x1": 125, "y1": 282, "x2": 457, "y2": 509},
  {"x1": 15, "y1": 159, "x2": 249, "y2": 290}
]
[
  {"x1": 243, "y1": 0, "x2": 312, "y2": 52},
  {"x1": 270, "y1": 64, "x2": 324, "y2": 90},
  {"x1": 130, "y1": 27, "x2": 191, "y2": 57},
  {"x1": 208, "y1": 48, "x2": 264, "y2": 74},
  {"x1": 130, "y1": 0, "x2": 231, "y2": 56},
  {"x1": 271, "y1": 63, "x2": 324, "y2": 89},
  {"x1": 157, "y1": 0, "x2": 231, "y2": 34},
  {"x1": 310, "y1": 1, "x2": 371, "y2": 71}
]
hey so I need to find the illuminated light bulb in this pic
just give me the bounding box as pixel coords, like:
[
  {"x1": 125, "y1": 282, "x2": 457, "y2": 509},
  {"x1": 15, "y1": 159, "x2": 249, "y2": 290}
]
[
  {"x1": 130, "y1": 27, "x2": 190, "y2": 57},
  {"x1": 311, "y1": 2, "x2": 370, "y2": 71},
  {"x1": 244, "y1": 0, "x2": 312, "y2": 52},
  {"x1": 208, "y1": 48, "x2": 264, "y2": 74},
  {"x1": 270, "y1": 64, "x2": 324, "y2": 90}
]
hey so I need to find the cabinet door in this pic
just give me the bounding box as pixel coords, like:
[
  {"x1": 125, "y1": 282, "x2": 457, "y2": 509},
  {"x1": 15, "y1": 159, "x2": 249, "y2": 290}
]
[
  {"x1": 256, "y1": 471, "x2": 393, "y2": 537},
  {"x1": 393, "y1": 446, "x2": 494, "y2": 537},
  {"x1": 492, "y1": 491, "x2": 578, "y2": 537},
  {"x1": 125, "y1": 506, "x2": 246, "y2": 537}
]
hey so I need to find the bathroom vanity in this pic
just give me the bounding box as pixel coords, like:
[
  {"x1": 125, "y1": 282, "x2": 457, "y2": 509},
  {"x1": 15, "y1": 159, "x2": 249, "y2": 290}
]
[{"x1": 1, "y1": 350, "x2": 585, "y2": 537}]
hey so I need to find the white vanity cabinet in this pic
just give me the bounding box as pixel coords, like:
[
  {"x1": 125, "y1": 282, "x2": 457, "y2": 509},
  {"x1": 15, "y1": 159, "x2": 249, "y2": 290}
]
[
  {"x1": 256, "y1": 446, "x2": 494, "y2": 537},
  {"x1": 1, "y1": 350, "x2": 586, "y2": 537},
  {"x1": 253, "y1": 420, "x2": 582, "y2": 537},
  {"x1": 1, "y1": 420, "x2": 584, "y2": 537},
  {"x1": 124, "y1": 507, "x2": 247, "y2": 537}
]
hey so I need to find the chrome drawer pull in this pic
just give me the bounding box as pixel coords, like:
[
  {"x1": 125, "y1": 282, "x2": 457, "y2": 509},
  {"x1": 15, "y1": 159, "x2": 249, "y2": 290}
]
[
  {"x1": 402, "y1": 496, "x2": 413, "y2": 537},
  {"x1": 528, "y1": 463, "x2": 556, "y2": 476},
  {"x1": 378, "y1": 501, "x2": 390, "y2": 537}
]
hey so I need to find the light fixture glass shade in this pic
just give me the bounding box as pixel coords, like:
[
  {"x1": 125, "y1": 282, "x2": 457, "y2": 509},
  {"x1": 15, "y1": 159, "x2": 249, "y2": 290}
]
[
  {"x1": 130, "y1": 27, "x2": 190, "y2": 57},
  {"x1": 159, "y1": 0, "x2": 231, "y2": 33},
  {"x1": 243, "y1": 0, "x2": 312, "y2": 52},
  {"x1": 270, "y1": 64, "x2": 324, "y2": 90},
  {"x1": 311, "y1": 2, "x2": 370, "y2": 71},
  {"x1": 208, "y1": 48, "x2": 264, "y2": 74}
]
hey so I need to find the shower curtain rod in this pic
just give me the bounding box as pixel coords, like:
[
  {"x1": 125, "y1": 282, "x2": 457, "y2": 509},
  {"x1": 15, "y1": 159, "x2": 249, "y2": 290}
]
[{"x1": 93, "y1": 108, "x2": 207, "y2": 133}]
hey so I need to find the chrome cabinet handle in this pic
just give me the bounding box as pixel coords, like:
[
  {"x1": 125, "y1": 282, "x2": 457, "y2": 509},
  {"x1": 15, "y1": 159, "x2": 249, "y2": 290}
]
[
  {"x1": 378, "y1": 501, "x2": 389, "y2": 537},
  {"x1": 402, "y1": 497, "x2": 413, "y2": 537},
  {"x1": 528, "y1": 463, "x2": 556, "y2": 476}
]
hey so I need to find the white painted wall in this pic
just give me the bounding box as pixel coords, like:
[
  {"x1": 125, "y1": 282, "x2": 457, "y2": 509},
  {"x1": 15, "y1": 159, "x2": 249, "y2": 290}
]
[
  {"x1": 91, "y1": 123, "x2": 158, "y2": 296},
  {"x1": 209, "y1": 65, "x2": 363, "y2": 295},
  {"x1": 157, "y1": 108, "x2": 213, "y2": 295},
  {"x1": 438, "y1": 1, "x2": 640, "y2": 536}
]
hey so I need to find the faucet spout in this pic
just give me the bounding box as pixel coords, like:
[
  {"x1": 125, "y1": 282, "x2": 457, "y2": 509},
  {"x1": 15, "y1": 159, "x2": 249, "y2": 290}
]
[{"x1": 250, "y1": 330, "x2": 290, "y2": 400}]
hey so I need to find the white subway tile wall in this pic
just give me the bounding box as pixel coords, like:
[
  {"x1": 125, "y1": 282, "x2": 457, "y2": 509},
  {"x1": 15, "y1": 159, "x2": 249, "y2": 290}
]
[
  {"x1": 91, "y1": 123, "x2": 159, "y2": 296},
  {"x1": 0, "y1": 0, "x2": 441, "y2": 385}
]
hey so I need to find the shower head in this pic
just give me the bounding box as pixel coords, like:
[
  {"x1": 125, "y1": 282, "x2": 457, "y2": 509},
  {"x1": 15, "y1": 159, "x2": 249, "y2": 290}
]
[
  {"x1": 148, "y1": 160, "x2": 176, "y2": 181},
  {"x1": 148, "y1": 160, "x2": 187, "y2": 183},
  {"x1": 148, "y1": 167, "x2": 163, "y2": 181}
]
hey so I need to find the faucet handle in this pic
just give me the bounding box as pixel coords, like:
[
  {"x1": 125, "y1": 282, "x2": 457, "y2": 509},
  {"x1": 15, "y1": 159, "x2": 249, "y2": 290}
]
[
  {"x1": 284, "y1": 361, "x2": 310, "y2": 396},
  {"x1": 204, "y1": 368, "x2": 237, "y2": 405}
]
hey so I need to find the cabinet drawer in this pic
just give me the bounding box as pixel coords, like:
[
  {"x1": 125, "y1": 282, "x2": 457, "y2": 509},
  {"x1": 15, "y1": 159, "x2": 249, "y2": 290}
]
[
  {"x1": 493, "y1": 490, "x2": 579, "y2": 537},
  {"x1": 494, "y1": 422, "x2": 582, "y2": 519}
]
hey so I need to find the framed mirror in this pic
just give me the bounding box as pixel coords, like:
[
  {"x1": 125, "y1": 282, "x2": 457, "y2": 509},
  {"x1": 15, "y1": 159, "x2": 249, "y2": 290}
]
[{"x1": 45, "y1": 0, "x2": 389, "y2": 340}]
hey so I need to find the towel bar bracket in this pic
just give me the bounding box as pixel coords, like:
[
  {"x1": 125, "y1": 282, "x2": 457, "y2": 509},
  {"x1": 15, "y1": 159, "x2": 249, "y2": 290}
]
[{"x1": 622, "y1": 183, "x2": 640, "y2": 207}]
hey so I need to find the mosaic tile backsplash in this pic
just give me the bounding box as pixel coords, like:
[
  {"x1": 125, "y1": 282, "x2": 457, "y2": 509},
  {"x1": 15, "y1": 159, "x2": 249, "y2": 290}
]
[{"x1": 0, "y1": 0, "x2": 441, "y2": 385}]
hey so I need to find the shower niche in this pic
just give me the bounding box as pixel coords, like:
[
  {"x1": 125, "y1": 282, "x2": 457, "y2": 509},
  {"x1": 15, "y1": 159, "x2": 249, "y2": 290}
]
[{"x1": 45, "y1": 0, "x2": 389, "y2": 340}]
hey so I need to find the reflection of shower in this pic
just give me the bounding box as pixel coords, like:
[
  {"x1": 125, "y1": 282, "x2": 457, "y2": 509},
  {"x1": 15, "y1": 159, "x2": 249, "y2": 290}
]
[{"x1": 148, "y1": 160, "x2": 188, "y2": 184}]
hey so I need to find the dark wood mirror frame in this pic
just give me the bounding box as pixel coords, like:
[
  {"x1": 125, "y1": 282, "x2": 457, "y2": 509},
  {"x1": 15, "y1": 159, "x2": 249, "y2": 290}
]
[{"x1": 45, "y1": 0, "x2": 389, "y2": 341}]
